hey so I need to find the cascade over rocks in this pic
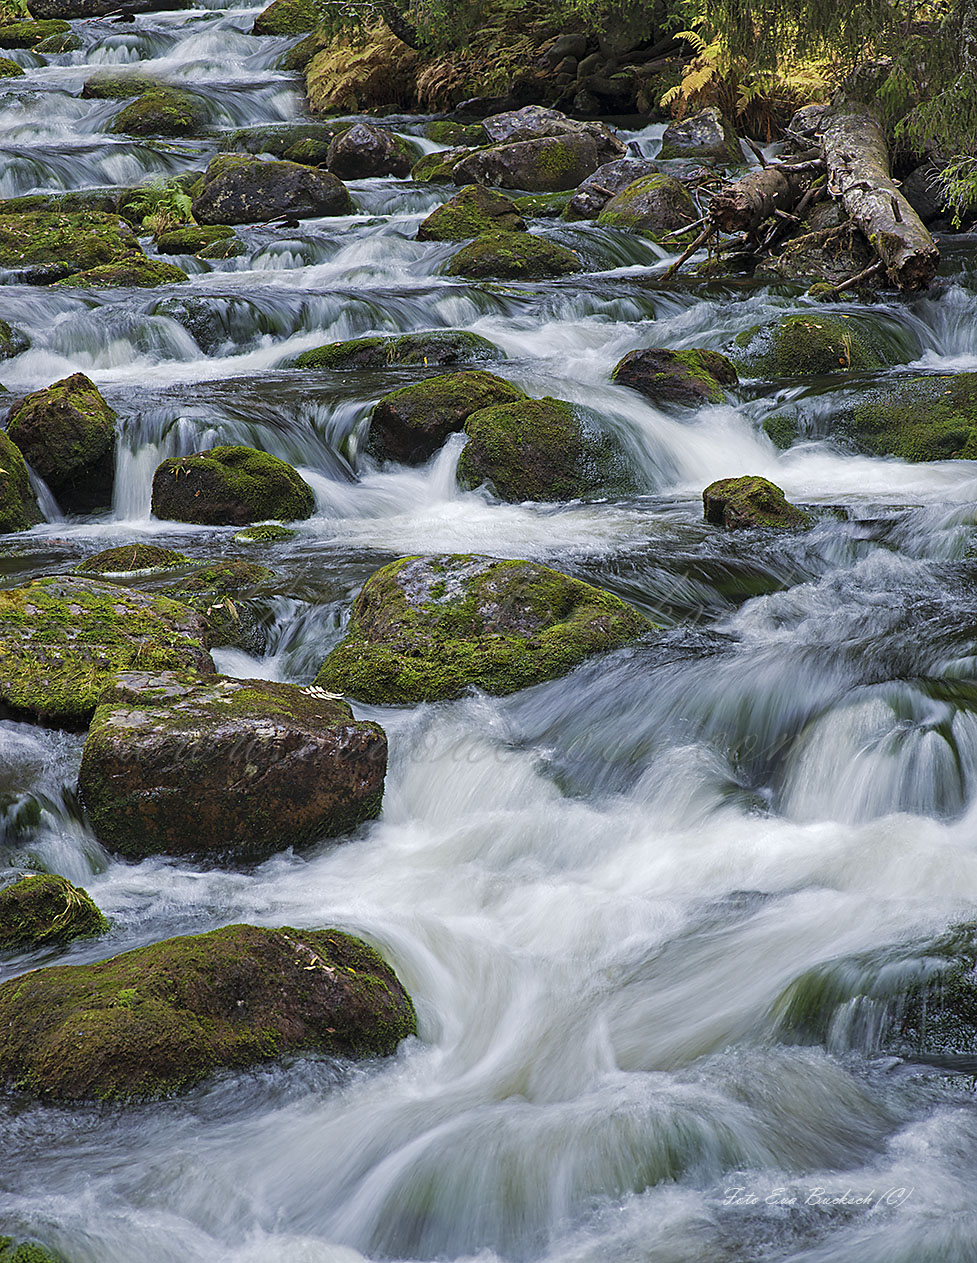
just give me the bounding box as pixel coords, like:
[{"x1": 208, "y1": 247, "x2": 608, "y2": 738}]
[
  {"x1": 326, "y1": 122, "x2": 419, "y2": 179},
  {"x1": 152, "y1": 445, "x2": 316, "y2": 525},
  {"x1": 703, "y1": 476, "x2": 812, "y2": 530},
  {"x1": 78, "y1": 671, "x2": 387, "y2": 862},
  {"x1": 192, "y1": 157, "x2": 353, "y2": 224}
]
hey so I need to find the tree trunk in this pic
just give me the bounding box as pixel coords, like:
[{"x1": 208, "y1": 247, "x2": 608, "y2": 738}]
[
  {"x1": 819, "y1": 99, "x2": 939, "y2": 290},
  {"x1": 709, "y1": 161, "x2": 817, "y2": 234},
  {"x1": 376, "y1": 1, "x2": 422, "y2": 50}
]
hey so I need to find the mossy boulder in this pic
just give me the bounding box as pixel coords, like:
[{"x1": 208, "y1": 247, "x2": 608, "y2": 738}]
[
  {"x1": 0, "y1": 19, "x2": 69, "y2": 48},
  {"x1": 6, "y1": 372, "x2": 116, "y2": 513},
  {"x1": 612, "y1": 347, "x2": 738, "y2": 406},
  {"x1": 511, "y1": 191, "x2": 573, "y2": 218},
  {"x1": 731, "y1": 314, "x2": 884, "y2": 377},
  {"x1": 32, "y1": 27, "x2": 80, "y2": 51},
  {"x1": 152, "y1": 445, "x2": 315, "y2": 526},
  {"x1": 658, "y1": 107, "x2": 740, "y2": 163},
  {"x1": 109, "y1": 87, "x2": 209, "y2": 137},
  {"x1": 563, "y1": 157, "x2": 661, "y2": 221},
  {"x1": 53, "y1": 256, "x2": 189, "y2": 288},
  {"x1": 81, "y1": 69, "x2": 165, "y2": 99},
  {"x1": 417, "y1": 185, "x2": 525, "y2": 241},
  {"x1": 0, "y1": 922, "x2": 416, "y2": 1100},
  {"x1": 314, "y1": 553, "x2": 648, "y2": 704},
  {"x1": 446, "y1": 230, "x2": 582, "y2": 280},
  {"x1": 0, "y1": 210, "x2": 140, "y2": 283},
  {"x1": 234, "y1": 522, "x2": 295, "y2": 543},
  {"x1": 219, "y1": 123, "x2": 339, "y2": 159},
  {"x1": 457, "y1": 396, "x2": 637, "y2": 501},
  {"x1": 0, "y1": 54, "x2": 24, "y2": 75},
  {"x1": 0, "y1": 1238, "x2": 63, "y2": 1263},
  {"x1": 295, "y1": 330, "x2": 505, "y2": 371},
  {"x1": 410, "y1": 147, "x2": 472, "y2": 182},
  {"x1": 284, "y1": 136, "x2": 331, "y2": 165},
  {"x1": 326, "y1": 122, "x2": 420, "y2": 180},
  {"x1": 0, "y1": 873, "x2": 107, "y2": 950},
  {"x1": 839, "y1": 372, "x2": 977, "y2": 461},
  {"x1": 155, "y1": 224, "x2": 235, "y2": 254},
  {"x1": 192, "y1": 157, "x2": 352, "y2": 225},
  {"x1": 78, "y1": 671, "x2": 386, "y2": 862},
  {"x1": 424, "y1": 119, "x2": 487, "y2": 146},
  {"x1": 703, "y1": 476, "x2": 811, "y2": 530},
  {"x1": 762, "y1": 413, "x2": 799, "y2": 450},
  {"x1": 75, "y1": 543, "x2": 190, "y2": 575},
  {"x1": 481, "y1": 106, "x2": 625, "y2": 165},
  {"x1": 162, "y1": 559, "x2": 273, "y2": 652},
  {"x1": 596, "y1": 173, "x2": 697, "y2": 239},
  {"x1": 452, "y1": 133, "x2": 600, "y2": 192},
  {"x1": 0, "y1": 317, "x2": 29, "y2": 359},
  {"x1": 367, "y1": 369, "x2": 526, "y2": 465},
  {"x1": 0, "y1": 575, "x2": 213, "y2": 727},
  {"x1": 0, "y1": 431, "x2": 43, "y2": 534},
  {"x1": 278, "y1": 27, "x2": 329, "y2": 70},
  {"x1": 251, "y1": 0, "x2": 318, "y2": 35}
]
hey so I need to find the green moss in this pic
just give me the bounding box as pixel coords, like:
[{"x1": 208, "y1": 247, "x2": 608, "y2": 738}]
[
  {"x1": 75, "y1": 544, "x2": 190, "y2": 575},
  {"x1": 170, "y1": 558, "x2": 274, "y2": 594},
  {"x1": 0, "y1": 54, "x2": 24, "y2": 75},
  {"x1": 109, "y1": 88, "x2": 209, "y2": 138},
  {"x1": 53, "y1": 256, "x2": 189, "y2": 288},
  {"x1": 0, "y1": 316, "x2": 28, "y2": 358},
  {"x1": 763, "y1": 413, "x2": 800, "y2": 450},
  {"x1": 234, "y1": 523, "x2": 296, "y2": 543},
  {"x1": 0, "y1": 19, "x2": 69, "y2": 49},
  {"x1": 410, "y1": 148, "x2": 472, "y2": 182},
  {"x1": 295, "y1": 330, "x2": 504, "y2": 370},
  {"x1": 0, "y1": 210, "x2": 139, "y2": 280},
  {"x1": 315, "y1": 554, "x2": 649, "y2": 704},
  {"x1": 81, "y1": 70, "x2": 165, "y2": 99},
  {"x1": 0, "y1": 874, "x2": 108, "y2": 950},
  {"x1": 703, "y1": 475, "x2": 812, "y2": 530},
  {"x1": 155, "y1": 225, "x2": 235, "y2": 255},
  {"x1": 595, "y1": 173, "x2": 697, "y2": 240},
  {"x1": 842, "y1": 373, "x2": 977, "y2": 461},
  {"x1": 417, "y1": 184, "x2": 525, "y2": 242},
  {"x1": 446, "y1": 230, "x2": 582, "y2": 280},
  {"x1": 252, "y1": 0, "x2": 319, "y2": 35},
  {"x1": 424, "y1": 120, "x2": 487, "y2": 146},
  {"x1": 197, "y1": 236, "x2": 247, "y2": 260},
  {"x1": 611, "y1": 347, "x2": 738, "y2": 406},
  {"x1": 0, "y1": 924, "x2": 416, "y2": 1100},
  {"x1": 0, "y1": 1238, "x2": 64, "y2": 1263},
  {"x1": 283, "y1": 136, "x2": 331, "y2": 165},
  {"x1": 514, "y1": 191, "x2": 573, "y2": 218},
  {"x1": 731, "y1": 314, "x2": 884, "y2": 377},
  {"x1": 152, "y1": 445, "x2": 315, "y2": 525},
  {"x1": 33, "y1": 28, "x2": 80, "y2": 52},
  {"x1": 0, "y1": 431, "x2": 42, "y2": 534},
  {"x1": 277, "y1": 27, "x2": 329, "y2": 70},
  {"x1": 457, "y1": 396, "x2": 637, "y2": 501}
]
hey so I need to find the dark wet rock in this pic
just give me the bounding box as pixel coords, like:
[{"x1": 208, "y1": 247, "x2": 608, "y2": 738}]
[
  {"x1": 52, "y1": 256, "x2": 189, "y2": 287},
  {"x1": 0, "y1": 316, "x2": 28, "y2": 359},
  {"x1": 730, "y1": 314, "x2": 885, "y2": 377},
  {"x1": 480, "y1": 105, "x2": 625, "y2": 165},
  {"x1": 446, "y1": 230, "x2": 582, "y2": 279},
  {"x1": 81, "y1": 69, "x2": 166, "y2": 99},
  {"x1": 0, "y1": 210, "x2": 140, "y2": 283},
  {"x1": 152, "y1": 445, "x2": 315, "y2": 525},
  {"x1": 0, "y1": 431, "x2": 43, "y2": 535},
  {"x1": 109, "y1": 87, "x2": 210, "y2": 137},
  {"x1": 155, "y1": 224, "x2": 236, "y2": 254},
  {"x1": 452, "y1": 133, "x2": 601, "y2": 193},
  {"x1": 78, "y1": 671, "x2": 386, "y2": 862},
  {"x1": 0, "y1": 575, "x2": 213, "y2": 727},
  {"x1": 0, "y1": 873, "x2": 107, "y2": 950},
  {"x1": 452, "y1": 94, "x2": 519, "y2": 120},
  {"x1": 563, "y1": 157, "x2": 662, "y2": 220},
  {"x1": 0, "y1": 19, "x2": 69, "y2": 48},
  {"x1": 612, "y1": 347, "x2": 738, "y2": 406},
  {"x1": 596, "y1": 172, "x2": 697, "y2": 238},
  {"x1": 277, "y1": 27, "x2": 329, "y2": 71},
  {"x1": 192, "y1": 156, "x2": 353, "y2": 224},
  {"x1": 283, "y1": 136, "x2": 332, "y2": 166},
  {"x1": 6, "y1": 372, "x2": 116, "y2": 513},
  {"x1": 703, "y1": 476, "x2": 811, "y2": 530},
  {"x1": 458, "y1": 395, "x2": 638, "y2": 502},
  {"x1": 837, "y1": 372, "x2": 977, "y2": 462},
  {"x1": 0, "y1": 922, "x2": 416, "y2": 1100},
  {"x1": 219, "y1": 123, "x2": 340, "y2": 159},
  {"x1": 367, "y1": 369, "x2": 525, "y2": 465},
  {"x1": 162, "y1": 559, "x2": 274, "y2": 652},
  {"x1": 658, "y1": 107, "x2": 741, "y2": 163},
  {"x1": 196, "y1": 236, "x2": 247, "y2": 260},
  {"x1": 295, "y1": 330, "x2": 505, "y2": 370},
  {"x1": 326, "y1": 122, "x2": 420, "y2": 180},
  {"x1": 417, "y1": 185, "x2": 525, "y2": 241},
  {"x1": 764, "y1": 200, "x2": 873, "y2": 285},
  {"x1": 900, "y1": 161, "x2": 946, "y2": 225},
  {"x1": 315, "y1": 553, "x2": 648, "y2": 704},
  {"x1": 75, "y1": 543, "x2": 190, "y2": 575},
  {"x1": 251, "y1": 0, "x2": 318, "y2": 35},
  {"x1": 0, "y1": 55, "x2": 24, "y2": 75}
]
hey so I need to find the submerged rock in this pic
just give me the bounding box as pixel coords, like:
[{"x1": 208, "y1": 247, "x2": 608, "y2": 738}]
[
  {"x1": 314, "y1": 554, "x2": 648, "y2": 704},
  {"x1": 326, "y1": 122, "x2": 419, "y2": 180},
  {"x1": 612, "y1": 347, "x2": 739, "y2": 406},
  {"x1": 839, "y1": 372, "x2": 977, "y2": 461},
  {"x1": 0, "y1": 431, "x2": 42, "y2": 535},
  {"x1": 6, "y1": 372, "x2": 116, "y2": 513},
  {"x1": 730, "y1": 314, "x2": 884, "y2": 377},
  {"x1": 0, "y1": 575, "x2": 213, "y2": 727},
  {"x1": 452, "y1": 134, "x2": 601, "y2": 192},
  {"x1": 563, "y1": 157, "x2": 661, "y2": 220},
  {"x1": 446, "y1": 230, "x2": 582, "y2": 280},
  {"x1": 251, "y1": 0, "x2": 318, "y2": 35},
  {"x1": 234, "y1": 523, "x2": 295, "y2": 543},
  {"x1": 596, "y1": 173, "x2": 697, "y2": 238},
  {"x1": 0, "y1": 873, "x2": 108, "y2": 950},
  {"x1": 0, "y1": 210, "x2": 140, "y2": 283},
  {"x1": 75, "y1": 543, "x2": 190, "y2": 575},
  {"x1": 162, "y1": 558, "x2": 274, "y2": 652},
  {"x1": 192, "y1": 157, "x2": 353, "y2": 224},
  {"x1": 457, "y1": 396, "x2": 638, "y2": 501},
  {"x1": 0, "y1": 923, "x2": 416, "y2": 1099},
  {"x1": 417, "y1": 185, "x2": 525, "y2": 241},
  {"x1": 703, "y1": 476, "x2": 811, "y2": 530},
  {"x1": 367, "y1": 370, "x2": 525, "y2": 465},
  {"x1": 109, "y1": 87, "x2": 210, "y2": 137},
  {"x1": 78, "y1": 671, "x2": 386, "y2": 862},
  {"x1": 658, "y1": 107, "x2": 741, "y2": 163},
  {"x1": 152, "y1": 445, "x2": 316, "y2": 525},
  {"x1": 295, "y1": 330, "x2": 505, "y2": 370}
]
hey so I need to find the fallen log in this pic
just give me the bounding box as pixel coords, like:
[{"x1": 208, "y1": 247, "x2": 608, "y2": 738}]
[
  {"x1": 819, "y1": 99, "x2": 938, "y2": 290},
  {"x1": 708, "y1": 159, "x2": 820, "y2": 235}
]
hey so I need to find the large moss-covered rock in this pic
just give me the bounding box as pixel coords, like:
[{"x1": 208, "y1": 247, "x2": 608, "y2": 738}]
[
  {"x1": 155, "y1": 224, "x2": 236, "y2": 254},
  {"x1": 314, "y1": 554, "x2": 647, "y2": 704},
  {"x1": 452, "y1": 134, "x2": 600, "y2": 193},
  {"x1": 446, "y1": 230, "x2": 582, "y2": 280},
  {"x1": 596, "y1": 173, "x2": 697, "y2": 238},
  {"x1": 295, "y1": 330, "x2": 505, "y2": 370},
  {"x1": 839, "y1": 372, "x2": 977, "y2": 461},
  {"x1": 731, "y1": 314, "x2": 884, "y2": 377},
  {"x1": 417, "y1": 184, "x2": 525, "y2": 241},
  {"x1": 458, "y1": 396, "x2": 637, "y2": 501},
  {"x1": 0, "y1": 873, "x2": 107, "y2": 950},
  {"x1": 81, "y1": 69, "x2": 165, "y2": 99},
  {"x1": 0, "y1": 575, "x2": 213, "y2": 726},
  {"x1": 192, "y1": 157, "x2": 352, "y2": 224},
  {"x1": 368, "y1": 369, "x2": 526, "y2": 465},
  {"x1": 0, "y1": 210, "x2": 140, "y2": 283},
  {"x1": 0, "y1": 19, "x2": 69, "y2": 48},
  {"x1": 563, "y1": 157, "x2": 661, "y2": 221},
  {"x1": 481, "y1": 105, "x2": 625, "y2": 165},
  {"x1": 109, "y1": 87, "x2": 209, "y2": 137},
  {"x1": 0, "y1": 923, "x2": 416, "y2": 1100},
  {"x1": 75, "y1": 543, "x2": 190, "y2": 575},
  {"x1": 612, "y1": 347, "x2": 738, "y2": 406},
  {"x1": 0, "y1": 55, "x2": 24, "y2": 75},
  {"x1": 410, "y1": 147, "x2": 472, "y2": 182},
  {"x1": 703, "y1": 476, "x2": 811, "y2": 530},
  {"x1": 658, "y1": 107, "x2": 741, "y2": 163},
  {"x1": 326, "y1": 122, "x2": 419, "y2": 180},
  {"x1": 78, "y1": 671, "x2": 387, "y2": 862},
  {"x1": 53, "y1": 256, "x2": 189, "y2": 288},
  {"x1": 152, "y1": 445, "x2": 315, "y2": 525},
  {"x1": 0, "y1": 317, "x2": 29, "y2": 359},
  {"x1": 0, "y1": 431, "x2": 42, "y2": 534},
  {"x1": 219, "y1": 123, "x2": 339, "y2": 159},
  {"x1": 251, "y1": 0, "x2": 318, "y2": 35},
  {"x1": 6, "y1": 372, "x2": 116, "y2": 513}
]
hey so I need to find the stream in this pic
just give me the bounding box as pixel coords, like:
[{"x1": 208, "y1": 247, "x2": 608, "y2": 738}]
[{"x1": 3, "y1": 3, "x2": 977, "y2": 1261}]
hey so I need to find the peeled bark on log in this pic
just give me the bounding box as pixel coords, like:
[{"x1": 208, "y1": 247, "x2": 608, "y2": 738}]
[
  {"x1": 709, "y1": 161, "x2": 817, "y2": 235},
  {"x1": 819, "y1": 100, "x2": 938, "y2": 290}
]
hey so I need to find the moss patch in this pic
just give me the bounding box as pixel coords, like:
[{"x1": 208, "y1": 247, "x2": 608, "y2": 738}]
[
  {"x1": 731, "y1": 314, "x2": 884, "y2": 377},
  {"x1": 109, "y1": 88, "x2": 209, "y2": 138},
  {"x1": 0, "y1": 1238, "x2": 64, "y2": 1263},
  {"x1": 0, "y1": 210, "x2": 140, "y2": 282},
  {"x1": 0, "y1": 20, "x2": 69, "y2": 48},
  {"x1": 410, "y1": 147, "x2": 472, "y2": 181},
  {"x1": 417, "y1": 185, "x2": 525, "y2": 242},
  {"x1": 0, "y1": 431, "x2": 43, "y2": 534},
  {"x1": 0, "y1": 873, "x2": 107, "y2": 950},
  {"x1": 703, "y1": 475, "x2": 812, "y2": 530},
  {"x1": 514, "y1": 191, "x2": 573, "y2": 218},
  {"x1": 612, "y1": 347, "x2": 738, "y2": 406},
  {"x1": 81, "y1": 70, "x2": 166, "y2": 99},
  {"x1": 152, "y1": 445, "x2": 315, "y2": 525},
  {"x1": 0, "y1": 54, "x2": 24, "y2": 75},
  {"x1": 251, "y1": 0, "x2": 319, "y2": 35},
  {"x1": 155, "y1": 225, "x2": 235, "y2": 255},
  {"x1": 446, "y1": 230, "x2": 582, "y2": 280},
  {"x1": 840, "y1": 372, "x2": 977, "y2": 461},
  {"x1": 234, "y1": 523, "x2": 296, "y2": 543},
  {"x1": 595, "y1": 173, "x2": 697, "y2": 239},
  {"x1": 75, "y1": 543, "x2": 190, "y2": 576},
  {"x1": 53, "y1": 256, "x2": 189, "y2": 288}
]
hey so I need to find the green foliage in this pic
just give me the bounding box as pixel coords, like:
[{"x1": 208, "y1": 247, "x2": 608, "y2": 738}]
[
  {"x1": 0, "y1": 0, "x2": 31, "y2": 25},
  {"x1": 932, "y1": 156, "x2": 977, "y2": 227},
  {"x1": 126, "y1": 177, "x2": 195, "y2": 237}
]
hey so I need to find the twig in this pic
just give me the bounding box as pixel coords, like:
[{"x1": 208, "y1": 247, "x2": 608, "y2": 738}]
[
  {"x1": 661, "y1": 224, "x2": 717, "y2": 281},
  {"x1": 810, "y1": 259, "x2": 885, "y2": 299},
  {"x1": 660, "y1": 215, "x2": 709, "y2": 241},
  {"x1": 745, "y1": 138, "x2": 769, "y2": 168}
]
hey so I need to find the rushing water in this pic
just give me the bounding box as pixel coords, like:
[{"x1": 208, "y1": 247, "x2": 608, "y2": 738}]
[{"x1": 4, "y1": 5, "x2": 977, "y2": 1262}]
